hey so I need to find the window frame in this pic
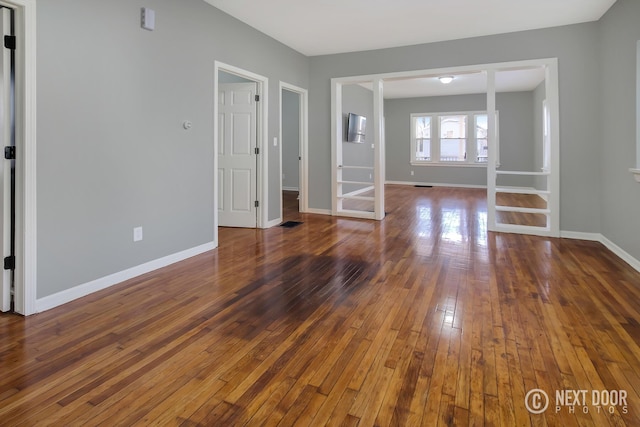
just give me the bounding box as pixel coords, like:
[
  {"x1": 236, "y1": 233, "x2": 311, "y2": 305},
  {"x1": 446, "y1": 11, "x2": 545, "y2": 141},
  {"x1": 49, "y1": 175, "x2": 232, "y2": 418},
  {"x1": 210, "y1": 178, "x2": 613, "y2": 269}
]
[{"x1": 410, "y1": 110, "x2": 499, "y2": 167}]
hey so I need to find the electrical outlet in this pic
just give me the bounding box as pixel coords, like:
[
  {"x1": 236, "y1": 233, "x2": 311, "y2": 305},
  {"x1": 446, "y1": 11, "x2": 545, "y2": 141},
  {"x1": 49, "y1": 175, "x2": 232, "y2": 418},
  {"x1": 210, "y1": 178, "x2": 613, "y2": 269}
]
[{"x1": 133, "y1": 226, "x2": 143, "y2": 242}]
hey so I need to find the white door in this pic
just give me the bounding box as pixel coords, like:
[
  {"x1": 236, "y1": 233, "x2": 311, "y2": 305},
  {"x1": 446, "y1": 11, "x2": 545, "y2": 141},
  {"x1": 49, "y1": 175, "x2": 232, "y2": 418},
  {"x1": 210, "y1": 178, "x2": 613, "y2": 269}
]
[
  {"x1": 218, "y1": 82, "x2": 258, "y2": 228},
  {"x1": 0, "y1": 7, "x2": 13, "y2": 312}
]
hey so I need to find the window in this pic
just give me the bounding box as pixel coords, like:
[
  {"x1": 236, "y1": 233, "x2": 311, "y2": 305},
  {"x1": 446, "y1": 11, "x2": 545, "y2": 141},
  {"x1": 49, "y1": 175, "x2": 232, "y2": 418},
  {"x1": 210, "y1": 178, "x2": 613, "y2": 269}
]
[
  {"x1": 414, "y1": 116, "x2": 431, "y2": 161},
  {"x1": 411, "y1": 110, "x2": 497, "y2": 166},
  {"x1": 475, "y1": 114, "x2": 488, "y2": 163},
  {"x1": 439, "y1": 115, "x2": 467, "y2": 162}
]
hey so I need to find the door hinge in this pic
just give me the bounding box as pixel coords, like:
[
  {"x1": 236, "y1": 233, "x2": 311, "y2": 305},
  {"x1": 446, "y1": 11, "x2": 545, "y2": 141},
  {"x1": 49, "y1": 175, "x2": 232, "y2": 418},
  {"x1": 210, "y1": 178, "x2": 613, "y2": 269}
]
[
  {"x1": 4, "y1": 146, "x2": 15, "y2": 160},
  {"x1": 254, "y1": 94, "x2": 260, "y2": 102},
  {"x1": 4, "y1": 35, "x2": 15, "y2": 50},
  {"x1": 254, "y1": 147, "x2": 259, "y2": 155},
  {"x1": 254, "y1": 200, "x2": 259, "y2": 208},
  {"x1": 4, "y1": 256, "x2": 15, "y2": 270}
]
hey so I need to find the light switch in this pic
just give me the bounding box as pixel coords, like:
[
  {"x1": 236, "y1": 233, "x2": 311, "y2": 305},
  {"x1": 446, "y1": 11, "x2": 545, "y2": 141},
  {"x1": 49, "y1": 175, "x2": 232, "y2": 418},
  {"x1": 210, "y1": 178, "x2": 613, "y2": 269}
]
[
  {"x1": 273, "y1": 137, "x2": 278, "y2": 147},
  {"x1": 141, "y1": 8, "x2": 155, "y2": 31}
]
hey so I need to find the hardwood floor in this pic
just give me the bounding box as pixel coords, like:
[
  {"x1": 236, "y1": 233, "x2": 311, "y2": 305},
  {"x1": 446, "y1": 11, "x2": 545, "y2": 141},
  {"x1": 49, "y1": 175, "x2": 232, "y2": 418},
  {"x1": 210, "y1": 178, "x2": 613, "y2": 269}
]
[{"x1": 2, "y1": 185, "x2": 640, "y2": 426}]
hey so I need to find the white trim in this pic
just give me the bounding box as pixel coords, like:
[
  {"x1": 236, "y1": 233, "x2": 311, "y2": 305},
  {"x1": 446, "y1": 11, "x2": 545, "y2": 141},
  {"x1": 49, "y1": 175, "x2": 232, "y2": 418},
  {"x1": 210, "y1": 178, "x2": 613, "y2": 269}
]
[
  {"x1": 266, "y1": 218, "x2": 281, "y2": 228},
  {"x1": 559, "y1": 230, "x2": 601, "y2": 241},
  {"x1": 636, "y1": 40, "x2": 640, "y2": 169},
  {"x1": 279, "y1": 81, "x2": 309, "y2": 216},
  {"x1": 331, "y1": 81, "x2": 341, "y2": 215},
  {"x1": 214, "y1": 62, "x2": 269, "y2": 231},
  {"x1": 546, "y1": 60, "x2": 560, "y2": 237},
  {"x1": 35, "y1": 242, "x2": 215, "y2": 313},
  {"x1": 331, "y1": 58, "x2": 560, "y2": 86},
  {"x1": 386, "y1": 180, "x2": 487, "y2": 189},
  {"x1": 600, "y1": 235, "x2": 640, "y2": 273},
  {"x1": 344, "y1": 185, "x2": 374, "y2": 197},
  {"x1": 282, "y1": 186, "x2": 300, "y2": 192},
  {"x1": 629, "y1": 168, "x2": 640, "y2": 182},
  {"x1": 331, "y1": 78, "x2": 385, "y2": 220},
  {"x1": 306, "y1": 207, "x2": 332, "y2": 216},
  {"x1": 559, "y1": 231, "x2": 640, "y2": 274},
  {"x1": 494, "y1": 223, "x2": 552, "y2": 237},
  {"x1": 0, "y1": 0, "x2": 36, "y2": 315},
  {"x1": 373, "y1": 78, "x2": 385, "y2": 220},
  {"x1": 410, "y1": 162, "x2": 487, "y2": 168}
]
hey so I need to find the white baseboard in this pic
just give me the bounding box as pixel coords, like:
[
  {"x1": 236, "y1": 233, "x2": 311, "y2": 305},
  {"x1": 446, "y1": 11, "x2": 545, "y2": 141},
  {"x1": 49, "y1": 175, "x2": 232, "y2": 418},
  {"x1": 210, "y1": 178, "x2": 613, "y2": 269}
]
[
  {"x1": 35, "y1": 242, "x2": 217, "y2": 313},
  {"x1": 599, "y1": 235, "x2": 640, "y2": 273},
  {"x1": 560, "y1": 231, "x2": 601, "y2": 241},
  {"x1": 32, "y1": 226, "x2": 640, "y2": 315},
  {"x1": 560, "y1": 231, "x2": 640, "y2": 274},
  {"x1": 305, "y1": 207, "x2": 332, "y2": 216},
  {"x1": 266, "y1": 218, "x2": 282, "y2": 228},
  {"x1": 386, "y1": 180, "x2": 487, "y2": 189}
]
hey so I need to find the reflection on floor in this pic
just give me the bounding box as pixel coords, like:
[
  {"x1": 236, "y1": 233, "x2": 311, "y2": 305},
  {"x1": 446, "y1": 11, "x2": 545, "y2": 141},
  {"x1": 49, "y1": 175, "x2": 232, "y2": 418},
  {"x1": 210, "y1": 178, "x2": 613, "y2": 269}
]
[
  {"x1": 2, "y1": 185, "x2": 639, "y2": 425},
  {"x1": 496, "y1": 192, "x2": 548, "y2": 227}
]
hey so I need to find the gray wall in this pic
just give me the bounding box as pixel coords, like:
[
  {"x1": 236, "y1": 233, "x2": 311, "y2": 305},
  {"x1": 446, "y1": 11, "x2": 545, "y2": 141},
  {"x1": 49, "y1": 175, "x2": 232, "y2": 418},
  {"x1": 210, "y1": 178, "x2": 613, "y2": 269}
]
[
  {"x1": 308, "y1": 23, "x2": 602, "y2": 233},
  {"x1": 385, "y1": 94, "x2": 486, "y2": 186},
  {"x1": 384, "y1": 91, "x2": 536, "y2": 188},
  {"x1": 282, "y1": 90, "x2": 300, "y2": 190},
  {"x1": 599, "y1": 0, "x2": 640, "y2": 261},
  {"x1": 32, "y1": 0, "x2": 640, "y2": 300},
  {"x1": 37, "y1": 0, "x2": 309, "y2": 298}
]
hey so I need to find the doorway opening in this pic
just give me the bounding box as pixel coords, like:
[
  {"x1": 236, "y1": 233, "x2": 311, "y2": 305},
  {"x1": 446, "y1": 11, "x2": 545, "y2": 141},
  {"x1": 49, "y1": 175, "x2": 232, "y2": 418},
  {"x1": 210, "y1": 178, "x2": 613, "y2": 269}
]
[
  {"x1": 0, "y1": 5, "x2": 15, "y2": 313},
  {"x1": 213, "y1": 63, "x2": 268, "y2": 242},
  {"x1": 331, "y1": 58, "x2": 560, "y2": 238},
  {"x1": 0, "y1": 0, "x2": 35, "y2": 316},
  {"x1": 279, "y1": 82, "x2": 308, "y2": 223}
]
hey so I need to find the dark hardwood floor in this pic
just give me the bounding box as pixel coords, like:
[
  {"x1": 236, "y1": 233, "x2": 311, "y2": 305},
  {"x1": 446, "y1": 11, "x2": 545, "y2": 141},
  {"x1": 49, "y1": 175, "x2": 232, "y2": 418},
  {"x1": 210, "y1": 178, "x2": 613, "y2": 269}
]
[{"x1": 1, "y1": 185, "x2": 640, "y2": 426}]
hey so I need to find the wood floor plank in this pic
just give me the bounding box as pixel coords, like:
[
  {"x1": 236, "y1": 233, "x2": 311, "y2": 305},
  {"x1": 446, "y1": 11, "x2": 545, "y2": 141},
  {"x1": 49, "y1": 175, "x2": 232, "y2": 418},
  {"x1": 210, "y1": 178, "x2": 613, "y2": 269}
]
[{"x1": 1, "y1": 186, "x2": 639, "y2": 426}]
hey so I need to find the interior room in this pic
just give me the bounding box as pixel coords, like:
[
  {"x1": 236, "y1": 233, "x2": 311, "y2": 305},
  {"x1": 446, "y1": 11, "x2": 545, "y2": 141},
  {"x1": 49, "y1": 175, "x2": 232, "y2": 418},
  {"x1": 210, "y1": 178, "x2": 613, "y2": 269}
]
[{"x1": 1, "y1": 0, "x2": 640, "y2": 424}]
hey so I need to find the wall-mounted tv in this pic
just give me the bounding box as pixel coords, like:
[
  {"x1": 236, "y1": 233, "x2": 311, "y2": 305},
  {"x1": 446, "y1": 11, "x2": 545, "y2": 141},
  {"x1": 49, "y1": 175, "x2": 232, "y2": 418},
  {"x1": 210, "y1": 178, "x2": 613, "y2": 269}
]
[{"x1": 346, "y1": 112, "x2": 367, "y2": 143}]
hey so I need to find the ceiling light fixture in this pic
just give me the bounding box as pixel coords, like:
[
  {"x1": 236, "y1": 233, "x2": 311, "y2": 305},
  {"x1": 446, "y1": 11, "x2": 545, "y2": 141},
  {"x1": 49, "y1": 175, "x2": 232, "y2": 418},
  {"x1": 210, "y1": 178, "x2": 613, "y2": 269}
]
[{"x1": 438, "y1": 76, "x2": 454, "y2": 84}]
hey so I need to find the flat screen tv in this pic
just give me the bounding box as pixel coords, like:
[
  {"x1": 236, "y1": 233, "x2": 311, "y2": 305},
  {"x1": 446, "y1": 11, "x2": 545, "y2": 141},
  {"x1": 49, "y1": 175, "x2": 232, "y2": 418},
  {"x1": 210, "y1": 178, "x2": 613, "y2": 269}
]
[{"x1": 346, "y1": 112, "x2": 366, "y2": 143}]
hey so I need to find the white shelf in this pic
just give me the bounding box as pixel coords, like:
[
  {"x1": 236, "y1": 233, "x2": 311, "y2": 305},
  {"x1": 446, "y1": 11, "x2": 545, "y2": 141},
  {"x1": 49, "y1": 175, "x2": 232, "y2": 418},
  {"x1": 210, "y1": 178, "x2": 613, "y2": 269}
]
[
  {"x1": 495, "y1": 187, "x2": 550, "y2": 196},
  {"x1": 337, "y1": 195, "x2": 374, "y2": 201},
  {"x1": 496, "y1": 170, "x2": 550, "y2": 176},
  {"x1": 338, "y1": 165, "x2": 374, "y2": 170},
  {"x1": 495, "y1": 206, "x2": 550, "y2": 215}
]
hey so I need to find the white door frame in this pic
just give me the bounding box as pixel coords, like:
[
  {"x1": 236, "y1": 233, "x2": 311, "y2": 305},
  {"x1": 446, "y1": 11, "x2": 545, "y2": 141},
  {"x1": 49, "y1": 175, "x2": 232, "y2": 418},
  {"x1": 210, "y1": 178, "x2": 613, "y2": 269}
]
[
  {"x1": 278, "y1": 81, "x2": 308, "y2": 218},
  {"x1": 213, "y1": 62, "x2": 268, "y2": 242},
  {"x1": 329, "y1": 58, "x2": 559, "y2": 235},
  {"x1": 488, "y1": 59, "x2": 560, "y2": 237},
  {"x1": 0, "y1": 0, "x2": 35, "y2": 316},
  {"x1": 331, "y1": 77, "x2": 385, "y2": 220}
]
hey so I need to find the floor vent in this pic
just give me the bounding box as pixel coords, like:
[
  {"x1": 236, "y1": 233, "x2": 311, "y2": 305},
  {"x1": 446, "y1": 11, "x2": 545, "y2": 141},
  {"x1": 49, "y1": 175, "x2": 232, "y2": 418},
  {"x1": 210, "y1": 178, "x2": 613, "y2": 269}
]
[{"x1": 280, "y1": 221, "x2": 303, "y2": 228}]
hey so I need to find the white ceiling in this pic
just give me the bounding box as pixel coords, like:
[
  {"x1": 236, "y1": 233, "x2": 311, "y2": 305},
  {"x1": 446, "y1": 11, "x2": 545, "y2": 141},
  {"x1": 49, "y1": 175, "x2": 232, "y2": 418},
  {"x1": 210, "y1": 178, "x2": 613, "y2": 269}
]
[
  {"x1": 378, "y1": 67, "x2": 546, "y2": 99},
  {"x1": 204, "y1": 0, "x2": 616, "y2": 57}
]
